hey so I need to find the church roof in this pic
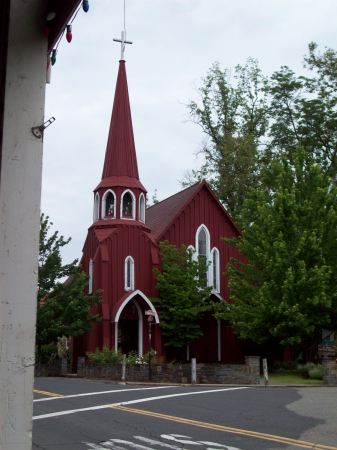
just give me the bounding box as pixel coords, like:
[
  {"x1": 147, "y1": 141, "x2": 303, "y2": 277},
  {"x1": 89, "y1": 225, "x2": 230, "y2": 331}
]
[
  {"x1": 146, "y1": 180, "x2": 240, "y2": 240},
  {"x1": 99, "y1": 60, "x2": 140, "y2": 184}
]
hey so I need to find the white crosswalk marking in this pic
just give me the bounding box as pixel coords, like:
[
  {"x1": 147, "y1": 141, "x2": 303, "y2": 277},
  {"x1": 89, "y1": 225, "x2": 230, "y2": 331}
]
[
  {"x1": 161, "y1": 434, "x2": 202, "y2": 445},
  {"x1": 105, "y1": 439, "x2": 157, "y2": 449},
  {"x1": 134, "y1": 435, "x2": 182, "y2": 449},
  {"x1": 83, "y1": 435, "x2": 243, "y2": 450},
  {"x1": 199, "y1": 441, "x2": 241, "y2": 450}
]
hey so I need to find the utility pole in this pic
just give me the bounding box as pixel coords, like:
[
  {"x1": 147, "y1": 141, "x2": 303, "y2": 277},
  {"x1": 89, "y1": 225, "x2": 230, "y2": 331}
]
[{"x1": 0, "y1": 1, "x2": 47, "y2": 448}]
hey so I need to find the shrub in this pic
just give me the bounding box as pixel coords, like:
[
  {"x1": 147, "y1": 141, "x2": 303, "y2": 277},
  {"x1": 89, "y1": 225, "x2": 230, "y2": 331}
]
[
  {"x1": 308, "y1": 365, "x2": 323, "y2": 380},
  {"x1": 126, "y1": 351, "x2": 139, "y2": 365},
  {"x1": 297, "y1": 362, "x2": 323, "y2": 380},
  {"x1": 37, "y1": 343, "x2": 58, "y2": 364},
  {"x1": 143, "y1": 349, "x2": 157, "y2": 364},
  {"x1": 86, "y1": 346, "x2": 121, "y2": 364}
]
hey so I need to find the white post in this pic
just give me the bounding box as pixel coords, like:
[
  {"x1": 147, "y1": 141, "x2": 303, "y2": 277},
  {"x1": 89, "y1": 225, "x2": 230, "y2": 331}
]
[
  {"x1": 191, "y1": 358, "x2": 197, "y2": 384},
  {"x1": 121, "y1": 354, "x2": 126, "y2": 383},
  {"x1": 262, "y1": 358, "x2": 269, "y2": 386},
  {"x1": 0, "y1": 1, "x2": 47, "y2": 449}
]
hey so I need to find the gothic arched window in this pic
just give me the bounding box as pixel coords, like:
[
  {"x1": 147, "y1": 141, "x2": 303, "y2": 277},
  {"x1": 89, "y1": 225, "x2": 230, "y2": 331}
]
[
  {"x1": 198, "y1": 228, "x2": 207, "y2": 256},
  {"x1": 93, "y1": 192, "x2": 100, "y2": 222},
  {"x1": 139, "y1": 193, "x2": 145, "y2": 222},
  {"x1": 124, "y1": 256, "x2": 135, "y2": 291},
  {"x1": 196, "y1": 225, "x2": 210, "y2": 287},
  {"x1": 102, "y1": 190, "x2": 116, "y2": 219},
  {"x1": 121, "y1": 190, "x2": 135, "y2": 219},
  {"x1": 211, "y1": 248, "x2": 220, "y2": 292}
]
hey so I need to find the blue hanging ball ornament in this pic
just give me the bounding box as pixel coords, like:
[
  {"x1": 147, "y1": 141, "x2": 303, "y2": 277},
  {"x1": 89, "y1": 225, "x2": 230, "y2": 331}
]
[
  {"x1": 51, "y1": 49, "x2": 57, "y2": 66},
  {"x1": 82, "y1": 0, "x2": 89, "y2": 12}
]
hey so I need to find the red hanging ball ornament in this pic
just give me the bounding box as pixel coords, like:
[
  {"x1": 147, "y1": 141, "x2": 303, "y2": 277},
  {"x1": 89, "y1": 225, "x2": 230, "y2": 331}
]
[{"x1": 66, "y1": 24, "x2": 72, "y2": 43}]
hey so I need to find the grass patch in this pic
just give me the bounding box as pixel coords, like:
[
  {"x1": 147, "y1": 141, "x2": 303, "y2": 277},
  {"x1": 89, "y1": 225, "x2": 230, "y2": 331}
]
[{"x1": 267, "y1": 373, "x2": 323, "y2": 385}]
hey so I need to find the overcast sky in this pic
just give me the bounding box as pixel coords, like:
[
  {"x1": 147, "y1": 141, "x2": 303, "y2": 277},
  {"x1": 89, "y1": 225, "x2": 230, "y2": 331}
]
[{"x1": 42, "y1": 0, "x2": 337, "y2": 262}]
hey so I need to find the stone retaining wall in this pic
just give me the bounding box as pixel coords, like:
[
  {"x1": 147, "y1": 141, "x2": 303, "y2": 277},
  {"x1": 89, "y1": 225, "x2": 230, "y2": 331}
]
[
  {"x1": 76, "y1": 356, "x2": 261, "y2": 384},
  {"x1": 35, "y1": 358, "x2": 68, "y2": 377}
]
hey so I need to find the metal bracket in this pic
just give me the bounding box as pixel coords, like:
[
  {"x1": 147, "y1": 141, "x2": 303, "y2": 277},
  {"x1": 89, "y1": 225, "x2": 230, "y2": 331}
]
[{"x1": 31, "y1": 117, "x2": 55, "y2": 139}]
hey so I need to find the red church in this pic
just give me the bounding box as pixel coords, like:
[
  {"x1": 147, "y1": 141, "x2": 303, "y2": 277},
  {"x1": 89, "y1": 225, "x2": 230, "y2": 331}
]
[{"x1": 74, "y1": 57, "x2": 244, "y2": 364}]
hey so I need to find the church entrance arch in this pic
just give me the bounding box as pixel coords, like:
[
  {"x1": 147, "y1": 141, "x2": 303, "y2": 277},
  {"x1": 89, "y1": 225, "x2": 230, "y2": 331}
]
[
  {"x1": 113, "y1": 290, "x2": 159, "y2": 357},
  {"x1": 118, "y1": 300, "x2": 142, "y2": 355}
]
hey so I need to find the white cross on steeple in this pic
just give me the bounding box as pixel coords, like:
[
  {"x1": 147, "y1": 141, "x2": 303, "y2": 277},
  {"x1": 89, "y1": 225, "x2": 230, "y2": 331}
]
[{"x1": 113, "y1": 30, "x2": 132, "y2": 60}]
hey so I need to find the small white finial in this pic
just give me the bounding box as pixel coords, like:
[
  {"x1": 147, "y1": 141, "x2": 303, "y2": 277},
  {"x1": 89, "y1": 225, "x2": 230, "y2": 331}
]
[{"x1": 113, "y1": 0, "x2": 132, "y2": 60}]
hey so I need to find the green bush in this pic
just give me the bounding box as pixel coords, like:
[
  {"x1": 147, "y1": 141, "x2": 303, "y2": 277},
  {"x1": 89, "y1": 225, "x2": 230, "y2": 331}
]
[
  {"x1": 126, "y1": 351, "x2": 139, "y2": 365},
  {"x1": 37, "y1": 343, "x2": 58, "y2": 364},
  {"x1": 308, "y1": 365, "x2": 323, "y2": 380},
  {"x1": 86, "y1": 346, "x2": 121, "y2": 364},
  {"x1": 297, "y1": 362, "x2": 323, "y2": 380},
  {"x1": 143, "y1": 349, "x2": 157, "y2": 364}
]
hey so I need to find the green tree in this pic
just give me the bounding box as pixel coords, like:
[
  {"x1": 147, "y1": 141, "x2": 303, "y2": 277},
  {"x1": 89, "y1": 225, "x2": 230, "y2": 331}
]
[
  {"x1": 38, "y1": 213, "x2": 76, "y2": 302},
  {"x1": 186, "y1": 59, "x2": 268, "y2": 219},
  {"x1": 266, "y1": 43, "x2": 337, "y2": 176},
  {"x1": 36, "y1": 215, "x2": 100, "y2": 348},
  {"x1": 187, "y1": 43, "x2": 337, "y2": 220},
  {"x1": 153, "y1": 241, "x2": 212, "y2": 349},
  {"x1": 215, "y1": 147, "x2": 337, "y2": 349}
]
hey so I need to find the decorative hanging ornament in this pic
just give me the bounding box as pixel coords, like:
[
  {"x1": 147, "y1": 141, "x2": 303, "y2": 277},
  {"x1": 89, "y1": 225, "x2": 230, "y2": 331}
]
[
  {"x1": 46, "y1": 11, "x2": 56, "y2": 21},
  {"x1": 51, "y1": 49, "x2": 57, "y2": 66},
  {"x1": 66, "y1": 24, "x2": 72, "y2": 43},
  {"x1": 82, "y1": 0, "x2": 89, "y2": 12}
]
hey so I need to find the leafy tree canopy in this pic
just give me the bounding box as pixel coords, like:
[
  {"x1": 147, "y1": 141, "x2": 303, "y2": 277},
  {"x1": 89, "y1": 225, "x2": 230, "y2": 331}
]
[
  {"x1": 37, "y1": 214, "x2": 100, "y2": 348},
  {"x1": 215, "y1": 147, "x2": 337, "y2": 348},
  {"x1": 185, "y1": 58, "x2": 267, "y2": 220},
  {"x1": 186, "y1": 43, "x2": 337, "y2": 220},
  {"x1": 153, "y1": 241, "x2": 212, "y2": 349}
]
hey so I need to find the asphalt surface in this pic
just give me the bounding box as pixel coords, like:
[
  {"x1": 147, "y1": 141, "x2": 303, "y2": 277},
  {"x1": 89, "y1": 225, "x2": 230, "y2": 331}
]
[{"x1": 33, "y1": 377, "x2": 337, "y2": 450}]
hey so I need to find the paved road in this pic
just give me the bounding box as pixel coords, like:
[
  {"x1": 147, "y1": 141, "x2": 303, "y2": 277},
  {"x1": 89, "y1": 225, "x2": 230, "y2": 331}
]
[{"x1": 33, "y1": 378, "x2": 337, "y2": 450}]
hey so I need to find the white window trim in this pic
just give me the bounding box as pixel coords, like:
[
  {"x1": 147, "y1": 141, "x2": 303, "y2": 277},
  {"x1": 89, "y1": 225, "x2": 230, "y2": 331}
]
[
  {"x1": 93, "y1": 192, "x2": 100, "y2": 222},
  {"x1": 195, "y1": 224, "x2": 211, "y2": 287},
  {"x1": 211, "y1": 247, "x2": 220, "y2": 293},
  {"x1": 124, "y1": 256, "x2": 135, "y2": 291},
  {"x1": 102, "y1": 189, "x2": 116, "y2": 219},
  {"x1": 121, "y1": 189, "x2": 136, "y2": 220},
  {"x1": 88, "y1": 259, "x2": 93, "y2": 294},
  {"x1": 139, "y1": 193, "x2": 145, "y2": 223}
]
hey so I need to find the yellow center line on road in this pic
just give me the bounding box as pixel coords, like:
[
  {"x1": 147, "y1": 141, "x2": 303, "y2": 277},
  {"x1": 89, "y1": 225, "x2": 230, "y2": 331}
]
[
  {"x1": 33, "y1": 389, "x2": 64, "y2": 398},
  {"x1": 111, "y1": 405, "x2": 337, "y2": 450}
]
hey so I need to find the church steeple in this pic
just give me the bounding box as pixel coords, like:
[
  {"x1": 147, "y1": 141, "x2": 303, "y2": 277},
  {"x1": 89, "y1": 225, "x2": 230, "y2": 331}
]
[
  {"x1": 93, "y1": 58, "x2": 146, "y2": 225},
  {"x1": 101, "y1": 60, "x2": 139, "y2": 181}
]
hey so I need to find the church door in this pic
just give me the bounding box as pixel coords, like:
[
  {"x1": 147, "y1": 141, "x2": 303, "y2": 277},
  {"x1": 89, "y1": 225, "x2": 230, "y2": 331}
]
[{"x1": 118, "y1": 319, "x2": 138, "y2": 354}]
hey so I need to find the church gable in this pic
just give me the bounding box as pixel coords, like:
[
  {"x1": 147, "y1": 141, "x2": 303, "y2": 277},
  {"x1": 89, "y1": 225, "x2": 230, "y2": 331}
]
[{"x1": 147, "y1": 181, "x2": 239, "y2": 246}]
